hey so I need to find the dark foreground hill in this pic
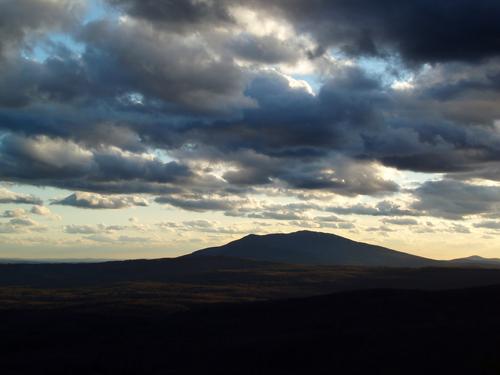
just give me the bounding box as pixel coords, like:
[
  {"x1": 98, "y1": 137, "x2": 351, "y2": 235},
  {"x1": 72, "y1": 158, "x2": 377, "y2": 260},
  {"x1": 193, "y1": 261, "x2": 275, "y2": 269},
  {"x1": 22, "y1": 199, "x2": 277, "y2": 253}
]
[
  {"x1": 4, "y1": 285, "x2": 500, "y2": 375},
  {"x1": 4, "y1": 255, "x2": 500, "y2": 313},
  {"x1": 4, "y1": 231, "x2": 500, "y2": 373},
  {"x1": 193, "y1": 230, "x2": 438, "y2": 267}
]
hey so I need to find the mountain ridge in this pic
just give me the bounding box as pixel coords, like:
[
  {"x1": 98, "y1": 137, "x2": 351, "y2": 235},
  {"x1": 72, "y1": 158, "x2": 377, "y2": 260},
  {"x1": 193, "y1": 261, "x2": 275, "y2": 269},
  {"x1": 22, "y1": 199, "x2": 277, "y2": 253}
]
[
  {"x1": 191, "y1": 230, "x2": 439, "y2": 267},
  {"x1": 450, "y1": 255, "x2": 500, "y2": 266}
]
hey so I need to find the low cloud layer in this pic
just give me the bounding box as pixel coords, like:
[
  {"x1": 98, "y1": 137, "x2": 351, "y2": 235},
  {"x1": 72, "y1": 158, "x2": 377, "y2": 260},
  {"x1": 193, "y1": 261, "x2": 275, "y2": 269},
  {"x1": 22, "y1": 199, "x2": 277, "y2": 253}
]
[
  {"x1": 0, "y1": 187, "x2": 42, "y2": 205},
  {"x1": 52, "y1": 192, "x2": 149, "y2": 209}
]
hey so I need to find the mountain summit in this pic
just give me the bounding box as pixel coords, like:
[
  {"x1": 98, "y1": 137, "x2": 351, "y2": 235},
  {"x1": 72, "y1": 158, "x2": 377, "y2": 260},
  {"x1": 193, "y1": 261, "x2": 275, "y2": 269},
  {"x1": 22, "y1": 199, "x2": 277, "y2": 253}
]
[{"x1": 192, "y1": 230, "x2": 437, "y2": 267}]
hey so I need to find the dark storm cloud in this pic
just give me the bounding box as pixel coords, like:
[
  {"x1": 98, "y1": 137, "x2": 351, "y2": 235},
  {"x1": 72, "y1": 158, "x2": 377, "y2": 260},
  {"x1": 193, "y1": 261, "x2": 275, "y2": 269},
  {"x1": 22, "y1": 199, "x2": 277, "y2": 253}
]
[
  {"x1": 246, "y1": 0, "x2": 500, "y2": 64},
  {"x1": 1, "y1": 51, "x2": 498, "y2": 200},
  {"x1": 180, "y1": 66, "x2": 500, "y2": 181},
  {"x1": 0, "y1": 18, "x2": 251, "y2": 113},
  {"x1": 412, "y1": 180, "x2": 500, "y2": 220},
  {"x1": 2, "y1": 0, "x2": 500, "y2": 216},
  {"x1": 0, "y1": 51, "x2": 88, "y2": 108},
  {"x1": 276, "y1": 159, "x2": 399, "y2": 196},
  {"x1": 2, "y1": 1, "x2": 499, "y2": 179},
  {"x1": 108, "y1": 0, "x2": 234, "y2": 32},
  {"x1": 0, "y1": 0, "x2": 82, "y2": 57},
  {"x1": 423, "y1": 72, "x2": 500, "y2": 102},
  {"x1": 228, "y1": 34, "x2": 301, "y2": 64},
  {"x1": 173, "y1": 69, "x2": 399, "y2": 196},
  {"x1": 109, "y1": 0, "x2": 500, "y2": 64},
  {"x1": 4, "y1": 57, "x2": 492, "y2": 199},
  {"x1": 0, "y1": 133, "x2": 193, "y2": 193},
  {"x1": 78, "y1": 19, "x2": 251, "y2": 112}
]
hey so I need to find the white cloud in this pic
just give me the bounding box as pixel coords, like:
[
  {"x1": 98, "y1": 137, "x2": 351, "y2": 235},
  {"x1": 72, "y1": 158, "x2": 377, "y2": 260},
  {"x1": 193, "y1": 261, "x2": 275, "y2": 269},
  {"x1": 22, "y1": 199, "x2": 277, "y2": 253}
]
[
  {"x1": 0, "y1": 187, "x2": 42, "y2": 205},
  {"x1": 53, "y1": 192, "x2": 149, "y2": 209},
  {"x1": 0, "y1": 208, "x2": 28, "y2": 218}
]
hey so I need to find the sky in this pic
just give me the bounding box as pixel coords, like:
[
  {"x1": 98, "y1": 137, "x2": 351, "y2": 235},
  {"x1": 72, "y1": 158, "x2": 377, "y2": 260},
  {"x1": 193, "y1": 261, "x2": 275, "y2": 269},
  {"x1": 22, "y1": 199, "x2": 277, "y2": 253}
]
[{"x1": 1, "y1": 0, "x2": 500, "y2": 260}]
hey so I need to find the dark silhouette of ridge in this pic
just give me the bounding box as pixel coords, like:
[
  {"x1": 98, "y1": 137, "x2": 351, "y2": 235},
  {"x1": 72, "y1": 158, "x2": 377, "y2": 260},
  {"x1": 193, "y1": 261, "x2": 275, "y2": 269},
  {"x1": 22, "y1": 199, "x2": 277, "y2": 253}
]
[
  {"x1": 448, "y1": 255, "x2": 500, "y2": 267},
  {"x1": 0, "y1": 255, "x2": 271, "y2": 287},
  {"x1": 5, "y1": 285, "x2": 500, "y2": 374},
  {"x1": 192, "y1": 230, "x2": 438, "y2": 267},
  {"x1": 0, "y1": 258, "x2": 113, "y2": 264}
]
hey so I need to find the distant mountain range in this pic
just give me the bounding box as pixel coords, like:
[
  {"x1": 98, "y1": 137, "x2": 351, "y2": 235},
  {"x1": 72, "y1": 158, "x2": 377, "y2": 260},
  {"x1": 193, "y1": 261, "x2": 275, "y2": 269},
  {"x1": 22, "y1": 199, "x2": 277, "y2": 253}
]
[
  {"x1": 450, "y1": 255, "x2": 500, "y2": 266},
  {"x1": 0, "y1": 258, "x2": 113, "y2": 264},
  {"x1": 192, "y1": 230, "x2": 439, "y2": 267}
]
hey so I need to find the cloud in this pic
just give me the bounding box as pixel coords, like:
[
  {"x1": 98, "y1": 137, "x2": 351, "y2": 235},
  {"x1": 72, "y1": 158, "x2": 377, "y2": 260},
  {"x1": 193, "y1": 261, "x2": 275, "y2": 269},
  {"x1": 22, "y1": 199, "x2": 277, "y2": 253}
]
[
  {"x1": 317, "y1": 220, "x2": 355, "y2": 230},
  {"x1": 412, "y1": 180, "x2": 500, "y2": 220},
  {"x1": 64, "y1": 223, "x2": 128, "y2": 235},
  {"x1": 181, "y1": 220, "x2": 248, "y2": 234},
  {"x1": 247, "y1": 211, "x2": 304, "y2": 221},
  {"x1": 366, "y1": 225, "x2": 396, "y2": 233},
  {"x1": 0, "y1": 0, "x2": 83, "y2": 58},
  {"x1": 0, "y1": 208, "x2": 27, "y2": 218},
  {"x1": 1, "y1": 217, "x2": 46, "y2": 233},
  {"x1": 30, "y1": 205, "x2": 60, "y2": 220},
  {"x1": 111, "y1": 0, "x2": 500, "y2": 65},
  {"x1": 108, "y1": 0, "x2": 234, "y2": 32},
  {"x1": 447, "y1": 223, "x2": 471, "y2": 234},
  {"x1": 243, "y1": 0, "x2": 500, "y2": 64},
  {"x1": 0, "y1": 223, "x2": 18, "y2": 234},
  {"x1": 155, "y1": 195, "x2": 239, "y2": 212},
  {"x1": 473, "y1": 221, "x2": 500, "y2": 230},
  {"x1": 326, "y1": 200, "x2": 417, "y2": 217},
  {"x1": 64, "y1": 224, "x2": 101, "y2": 234},
  {"x1": 9, "y1": 217, "x2": 38, "y2": 227},
  {"x1": 52, "y1": 192, "x2": 149, "y2": 209},
  {"x1": 79, "y1": 18, "x2": 252, "y2": 112},
  {"x1": 1, "y1": 27, "x2": 500, "y2": 201},
  {"x1": 0, "y1": 134, "x2": 193, "y2": 193},
  {"x1": 224, "y1": 202, "x2": 317, "y2": 221},
  {"x1": 83, "y1": 232, "x2": 151, "y2": 244},
  {"x1": 0, "y1": 187, "x2": 42, "y2": 205},
  {"x1": 2, "y1": 0, "x2": 500, "y2": 235},
  {"x1": 382, "y1": 218, "x2": 419, "y2": 226},
  {"x1": 30, "y1": 205, "x2": 50, "y2": 216},
  {"x1": 228, "y1": 33, "x2": 301, "y2": 64},
  {"x1": 314, "y1": 215, "x2": 346, "y2": 223},
  {"x1": 117, "y1": 235, "x2": 149, "y2": 243}
]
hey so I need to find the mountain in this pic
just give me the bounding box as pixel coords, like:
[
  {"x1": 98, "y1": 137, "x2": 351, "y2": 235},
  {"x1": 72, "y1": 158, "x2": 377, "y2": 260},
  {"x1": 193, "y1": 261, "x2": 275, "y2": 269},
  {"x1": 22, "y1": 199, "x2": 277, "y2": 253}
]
[
  {"x1": 450, "y1": 255, "x2": 500, "y2": 267},
  {"x1": 191, "y1": 230, "x2": 438, "y2": 267}
]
